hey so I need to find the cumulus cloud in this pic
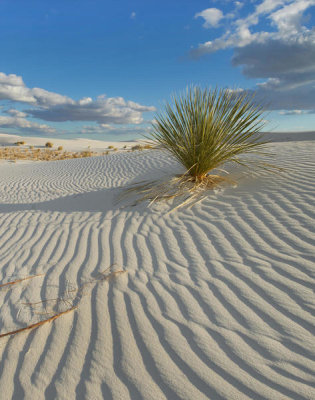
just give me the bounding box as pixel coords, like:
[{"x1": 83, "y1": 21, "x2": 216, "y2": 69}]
[
  {"x1": 191, "y1": 0, "x2": 315, "y2": 111},
  {"x1": 0, "y1": 72, "x2": 156, "y2": 131},
  {"x1": 0, "y1": 72, "x2": 73, "y2": 106},
  {"x1": 191, "y1": 0, "x2": 308, "y2": 57},
  {"x1": 0, "y1": 115, "x2": 56, "y2": 134},
  {"x1": 195, "y1": 8, "x2": 223, "y2": 28},
  {"x1": 28, "y1": 95, "x2": 156, "y2": 124}
]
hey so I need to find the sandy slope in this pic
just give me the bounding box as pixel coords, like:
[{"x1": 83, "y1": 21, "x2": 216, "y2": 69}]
[{"x1": 0, "y1": 139, "x2": 314, "y2": 400}]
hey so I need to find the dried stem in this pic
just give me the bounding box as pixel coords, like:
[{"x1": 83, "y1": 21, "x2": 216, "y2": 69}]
[
  {"x1": 0, "y1": 274, "x2": 44, "y2": 289},
  {"x1": 0, "y1": 306, "x2": 77, "y2": 339}
]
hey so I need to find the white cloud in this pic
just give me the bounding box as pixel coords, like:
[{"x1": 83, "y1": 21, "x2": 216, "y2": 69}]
[
  {"x1": 0, "y1": 115, "x2": 56, "y2": 134},
  {"x1": 130, "y1": 11, "x2": 136, "y2": 19},
  {"x1": 195, "y1": 8, "x2": 224, "y2": 28},
  {"x1": 0, "y1": 72, "x2": 156, "y2": 128},
  {"x1": 28, "y1": 95, "x2": 156, "y2": 124},
  {"x1": 235, "y1": 2, "x2": 244, "y2": 9},
  {"x1": 191, "y1": 0, "x2": 314, "y2": 57},
  {"x1": 191, "y1": 0, "x2": 315, "y2": 111},
  {"x1": 0, "y1": 72, "x2": 73, "y2": 106}
]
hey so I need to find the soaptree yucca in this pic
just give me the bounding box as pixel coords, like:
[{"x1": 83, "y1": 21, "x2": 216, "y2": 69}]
[
  {"x1": 150, "y1": 86, "x2": 267, "y2": 181},
  {"x1": 125, "y1": 86, "x2": 275, "y2": 210}
]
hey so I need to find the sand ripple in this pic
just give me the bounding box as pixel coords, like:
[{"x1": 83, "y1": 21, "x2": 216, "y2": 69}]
[{"x1": 0, "y1": 143, "x2": 314, "y2": 399}]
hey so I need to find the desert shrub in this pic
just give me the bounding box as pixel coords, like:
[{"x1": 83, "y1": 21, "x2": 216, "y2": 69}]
[
  {"x1": 14, "y1": 141, "x2": 25, "y2": 146},
  {"x1": 131, "y1": 144, "x2": 143, "y2": 151},
  {"x1": 150, "y1": 86, "x2": 268, "y2": 181},
  {"x1": 45, "y1": 142, "x2": 53, "y2": 148},
  {"x1": 57, "y1": 146, "x2": 63, "y2": 151},
  {"x1": 125, "y1": 86, "x2": 277, "y2": 209},
  {"x1": 108, "y1": 145, "x2": 114, "y2": 149},
  {"x1": 80, "y1": 151, "x2": 92, "y2": 157}
]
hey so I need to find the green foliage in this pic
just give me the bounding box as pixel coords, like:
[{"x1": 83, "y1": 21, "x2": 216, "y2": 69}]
[{"x1": 149, "y1": 86, "x2": 268, "y2": 180}]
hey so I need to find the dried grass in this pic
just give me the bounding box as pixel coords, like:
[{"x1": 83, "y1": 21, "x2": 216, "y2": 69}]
[
  {"x1": 0, "y1": 273, "x2": 43, "y2": 289},
  {"x1": 0, "y1": 147, "x2": 99, "y2": 162},
  {"x1": 0, "y1": 306, "x2": 77, "y2": 339},
  {"x1": 121, "y1": 172, "x2": 234, "y2": 211},
  {"x1": 0, "y1": 267, "x2": 126, "y2": 339}
]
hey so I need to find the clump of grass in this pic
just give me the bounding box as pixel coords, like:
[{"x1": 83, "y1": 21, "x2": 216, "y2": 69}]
[
  {"x1": 57, "y1": 146, "x2": 63, "y2": 151},
  {"x1": 80, "y1": 150, "x2": 93, "y2": 157},
  {"x1": 45, "y1": 142, "x2": 53, "y2": 148},
  {"x1": 14, "y1": 141, "x2": 25, "y2": 146},
  {"x1": 131, "y1": 143, "x2": 153, "y2": 151},
  {"x1": 108, "y1": 145, "x2": 114, "y2": 149},
  {"x1": 128, "y1": 86, "x2": 279, "y2": 209},
  {"x1": 131, "y1": 144, "x2": 143, "y2": 151}
]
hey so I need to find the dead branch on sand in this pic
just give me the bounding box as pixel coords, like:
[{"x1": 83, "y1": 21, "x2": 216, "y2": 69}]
[{"x1": 0, "y1": 267, "x2": 126, "y2": 339}]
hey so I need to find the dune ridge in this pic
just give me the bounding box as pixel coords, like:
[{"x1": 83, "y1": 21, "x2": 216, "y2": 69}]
[{"x1": 0, "y1": 140, "x2": 314, "y2": 399}]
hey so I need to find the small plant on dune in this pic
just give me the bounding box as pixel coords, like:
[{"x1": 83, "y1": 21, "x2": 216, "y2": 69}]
[
  {"x1": 57, "y1": 146, "x2": 63, "y2": 151},
  {"x1": 45, "y1": 142, "x2": 53, "y2": 148},
  {"x1": 126, "y1": 86, "x2": 278, "y2": 209},
  {"x1": 131, "y1": 144, "x2": 143, "y2": 151}
]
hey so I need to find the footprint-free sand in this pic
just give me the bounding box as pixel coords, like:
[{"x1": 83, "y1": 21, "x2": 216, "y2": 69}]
[{"x1": 0, "y1": 133, "x2": 314, "y2": 399}]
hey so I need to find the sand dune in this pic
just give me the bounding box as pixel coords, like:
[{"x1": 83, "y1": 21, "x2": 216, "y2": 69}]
[{"x1": 0, "y1": 139, "x2": 314, "y2": 399}]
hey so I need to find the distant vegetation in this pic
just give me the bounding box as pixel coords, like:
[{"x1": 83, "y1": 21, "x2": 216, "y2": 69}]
[
  {"x1": 0, "y1": 147, "x2": 97, "y2": 162},
  {"x1": 0, "y1": 141, "x2": 154, "y2": 162}
]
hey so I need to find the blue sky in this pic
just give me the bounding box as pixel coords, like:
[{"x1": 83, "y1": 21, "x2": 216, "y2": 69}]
[{"x1": 0, "y1": 0, "x2": 315, "y2": 140}]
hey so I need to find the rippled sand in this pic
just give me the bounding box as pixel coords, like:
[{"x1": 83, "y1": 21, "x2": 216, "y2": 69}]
[{"x1": 0, "y1": 139, "x2": 314, "y2": 400}]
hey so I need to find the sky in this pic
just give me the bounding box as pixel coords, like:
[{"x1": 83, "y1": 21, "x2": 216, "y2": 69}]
[{"x1": 0, "y1": 0, "x2": 315, "y2": 141}]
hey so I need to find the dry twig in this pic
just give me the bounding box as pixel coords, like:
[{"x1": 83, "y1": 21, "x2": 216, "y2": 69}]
[
  {"x1": 0, "y1": 273, "x2": 44, "y2": 289},
  {"x1": 0, "y1": 306, "x2": 77, "y2": 339}
]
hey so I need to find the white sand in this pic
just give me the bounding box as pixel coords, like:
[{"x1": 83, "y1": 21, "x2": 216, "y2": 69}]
[
  {"x1": 0, "y1": 133, "x2": 140, "y2": 153},
  {"x1": 0, "y1": 132, "x2": 314, "y2": 399}
]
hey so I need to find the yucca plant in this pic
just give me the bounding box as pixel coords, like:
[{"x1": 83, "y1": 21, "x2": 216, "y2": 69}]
[
  {"x1": 124, "y1": 86, "x2": 276, "y2": 210},
  {"x1": 150, "y1": 86, "x2": 268, "y2": 181}
]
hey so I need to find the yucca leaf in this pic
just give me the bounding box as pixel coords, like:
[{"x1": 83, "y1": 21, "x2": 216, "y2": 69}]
[{"x1": 148, "y1": 86, "x2": 270, "y2": 179}]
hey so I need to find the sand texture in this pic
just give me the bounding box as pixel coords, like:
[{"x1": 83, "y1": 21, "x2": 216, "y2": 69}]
[{"x1": 0, "y1": 139, "x2": 314, "y2": 399}]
